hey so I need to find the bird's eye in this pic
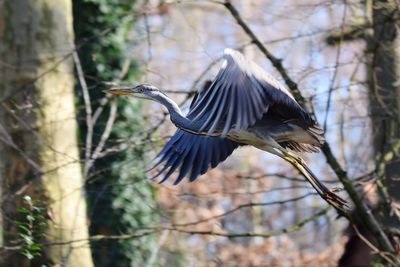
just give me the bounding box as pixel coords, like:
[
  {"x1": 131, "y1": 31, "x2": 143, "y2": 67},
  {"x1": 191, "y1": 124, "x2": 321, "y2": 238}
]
[{"x1": 138, "y1": 88, "x2": 144, "y2": 93}]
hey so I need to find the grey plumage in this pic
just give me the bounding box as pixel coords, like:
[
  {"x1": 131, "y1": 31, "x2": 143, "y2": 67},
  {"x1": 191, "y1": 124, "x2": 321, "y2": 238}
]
[{"x1": 105, "y1": 48, "x2": 349, "y2": 214}]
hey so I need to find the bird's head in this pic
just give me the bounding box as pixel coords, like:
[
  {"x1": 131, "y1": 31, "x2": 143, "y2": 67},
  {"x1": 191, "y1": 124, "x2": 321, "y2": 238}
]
[{"x1": 104, "y1": 84, "x2": 163, "y2": 100}]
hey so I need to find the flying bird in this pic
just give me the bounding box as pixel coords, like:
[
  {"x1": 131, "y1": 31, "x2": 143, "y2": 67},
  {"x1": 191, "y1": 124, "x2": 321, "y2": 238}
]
[{"x1": 105, "y1": 48, "x2": 349, "y2": 214}]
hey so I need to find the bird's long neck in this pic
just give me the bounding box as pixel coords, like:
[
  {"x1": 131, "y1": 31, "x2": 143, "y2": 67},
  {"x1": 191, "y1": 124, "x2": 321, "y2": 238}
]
[{"x1": 153, "y1": 93, "x2": 202, "y2": 134}]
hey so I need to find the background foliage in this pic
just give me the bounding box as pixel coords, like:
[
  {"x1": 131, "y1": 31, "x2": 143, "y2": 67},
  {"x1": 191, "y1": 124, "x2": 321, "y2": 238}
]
[{"x1": 73, "y1": 0, "x2": 159, "y2": 266}]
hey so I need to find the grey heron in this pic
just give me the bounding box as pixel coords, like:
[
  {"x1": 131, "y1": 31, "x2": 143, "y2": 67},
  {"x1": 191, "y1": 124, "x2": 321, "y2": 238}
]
[{"x1": 105, "y1": 48, "x2": 349, "y2": 214}]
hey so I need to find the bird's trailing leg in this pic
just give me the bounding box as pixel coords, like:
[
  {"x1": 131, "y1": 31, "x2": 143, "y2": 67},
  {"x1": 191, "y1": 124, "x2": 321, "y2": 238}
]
[{"x1": 272, "y1": 148, "x2": 350, "y2": 216}]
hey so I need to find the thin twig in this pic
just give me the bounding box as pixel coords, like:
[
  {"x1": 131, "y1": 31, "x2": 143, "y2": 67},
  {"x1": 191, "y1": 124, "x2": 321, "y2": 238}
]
[
  {"x1": 92, "y1": 95, "x2": 112, "y2": 126},
  {"x1": 323, "y1": 1, "x2": 347, "y2": 131},
  {"x1": 4, "y1": 208, "x2": 327, "y2": 249},
  {"x1": 73, "y1": 51, "x2": 93, "y2": 177},
  {"x1": 174, "y1": 193, "x2": 314, "y2": 227},
  {"x1": 0, "y1": 27, "x2": 114, "y2": 104},
  {"x1": 351, "y1": 221, "x2": 397, "y2": 265},
  {"x1": 0, "y1": 123, "x2": 43, "y2": 173},
  {"x1": 90, "y1": 100, "x2": 117, "y2": 164}
]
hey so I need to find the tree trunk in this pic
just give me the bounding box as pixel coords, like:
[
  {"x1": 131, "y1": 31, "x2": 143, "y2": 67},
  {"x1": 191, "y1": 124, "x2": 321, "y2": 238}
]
[
  {"x1": 331, "y1": 1, "x2": 400, "y2": 264},
  {"x1": 0, "y1": 0, "x2": 94, "y2": 266},
  {"x1": 366, "y1": 0, "x2": 400, "y2": 229}
]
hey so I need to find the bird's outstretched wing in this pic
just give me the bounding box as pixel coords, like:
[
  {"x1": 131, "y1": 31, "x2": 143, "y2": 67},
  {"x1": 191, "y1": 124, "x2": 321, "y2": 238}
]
[
  {"x1": 187, "y1": 48, "x2": 311, "y2": 135},
  {"x1": 151, "y1": 130, "x2": 241, "y2": 184}
]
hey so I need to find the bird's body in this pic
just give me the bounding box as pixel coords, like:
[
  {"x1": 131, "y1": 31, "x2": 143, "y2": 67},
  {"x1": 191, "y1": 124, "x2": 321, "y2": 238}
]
[{"x1": 105, "y1": 48, "x2": 349, "y2": 214}]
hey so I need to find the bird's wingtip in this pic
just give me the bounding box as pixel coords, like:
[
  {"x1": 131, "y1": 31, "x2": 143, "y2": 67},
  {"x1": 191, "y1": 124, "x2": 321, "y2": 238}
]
[{"x1": 223, "y1": 48, "x2": 245, "y2": 64}]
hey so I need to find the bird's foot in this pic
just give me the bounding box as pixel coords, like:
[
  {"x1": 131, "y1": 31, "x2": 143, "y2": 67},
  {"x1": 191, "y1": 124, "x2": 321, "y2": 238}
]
[
  {"x1": 322, "y1": 190, "x2": 351, "y2": 217},
  {"x1": 329, "y1": 187, "x2": 344, "y2": 193}
]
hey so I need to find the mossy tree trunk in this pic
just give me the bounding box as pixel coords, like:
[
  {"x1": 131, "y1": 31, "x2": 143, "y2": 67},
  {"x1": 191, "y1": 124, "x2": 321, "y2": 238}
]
[
  {"x1": 0, "y1": 0, "x2": 94, "y2": 266},
  {"x1": 366, "y1": 0, "x2": 400, "y2": 230},
  {"x1": 331, "y1": 0, "x2": 400, "y2": 264}
]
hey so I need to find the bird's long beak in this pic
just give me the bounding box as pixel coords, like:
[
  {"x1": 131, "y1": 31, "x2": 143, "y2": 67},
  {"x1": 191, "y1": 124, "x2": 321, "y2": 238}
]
[{"x1": 103, "y1": 88, "x2": 133, "y2": 95}]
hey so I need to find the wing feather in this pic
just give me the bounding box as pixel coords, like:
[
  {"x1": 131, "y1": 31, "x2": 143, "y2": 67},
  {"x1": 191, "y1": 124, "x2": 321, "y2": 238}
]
[
  {"x1": 152, "y1": 130, "x2": 241, "y2": 184},
  {"x1": 187, "y1": 48, "x2": 310, "y2": 135}
]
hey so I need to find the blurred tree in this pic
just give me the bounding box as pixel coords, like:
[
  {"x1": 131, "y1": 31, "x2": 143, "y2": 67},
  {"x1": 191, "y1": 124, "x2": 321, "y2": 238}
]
[
  {"x1": 0, "y1": 0, "x2": 94, "y2": 266},
  {"x1": 327, "y1": 0, "x2": 400, "y2": 264},
  {"x1": 366, "y1": 0, "x2": 400, "y2": 225},
  {"x1": 73, "y1": 0, "x2": 160, "y2": 266}
]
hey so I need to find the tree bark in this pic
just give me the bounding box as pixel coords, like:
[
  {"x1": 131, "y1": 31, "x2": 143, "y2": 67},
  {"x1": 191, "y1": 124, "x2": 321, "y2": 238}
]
[
  {"x1": 327, "y1": 0, "x2": 400, "y2": 264},
  {"x1": 366, "y1": 0, "x2": 400, "y2": 229},
  {"x1": 0, "y1": 0, "x2": 94, "y2": 266}
]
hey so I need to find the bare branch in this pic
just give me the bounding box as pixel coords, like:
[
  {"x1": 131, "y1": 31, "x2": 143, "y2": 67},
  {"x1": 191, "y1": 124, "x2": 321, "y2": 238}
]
[
  {"x1": 174, "y1": 193, "x2": 315, "y2": 227},
  {"x1": 0, "y1": 208, "x2": 327, "y2": 250},
  {"x1": 73, "y1": 51, "x2": 93, "y2": 177},
  {"x1": 326, "y1": 23, "x2": 370, "y2": 45},
  {"x1": 89, "y1": 100, "x2": 117, "y2": 166},
  {"x1": 0, "y1": 123, "x2": 43, "y2": 173},
  {"x1": 323, "y1": 3, "x2": 348, "y2": 131}
]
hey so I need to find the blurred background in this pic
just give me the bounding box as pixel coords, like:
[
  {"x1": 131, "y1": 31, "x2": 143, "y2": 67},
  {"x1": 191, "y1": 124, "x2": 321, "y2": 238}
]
[{"x1": 1, "y1": 0, "x2": 400, "y2": 266}]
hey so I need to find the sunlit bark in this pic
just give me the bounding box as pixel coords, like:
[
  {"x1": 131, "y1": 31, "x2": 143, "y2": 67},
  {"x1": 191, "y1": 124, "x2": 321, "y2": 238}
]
[{"x1": 0, "y1": 0, "x2": 94, "y2": 266}]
